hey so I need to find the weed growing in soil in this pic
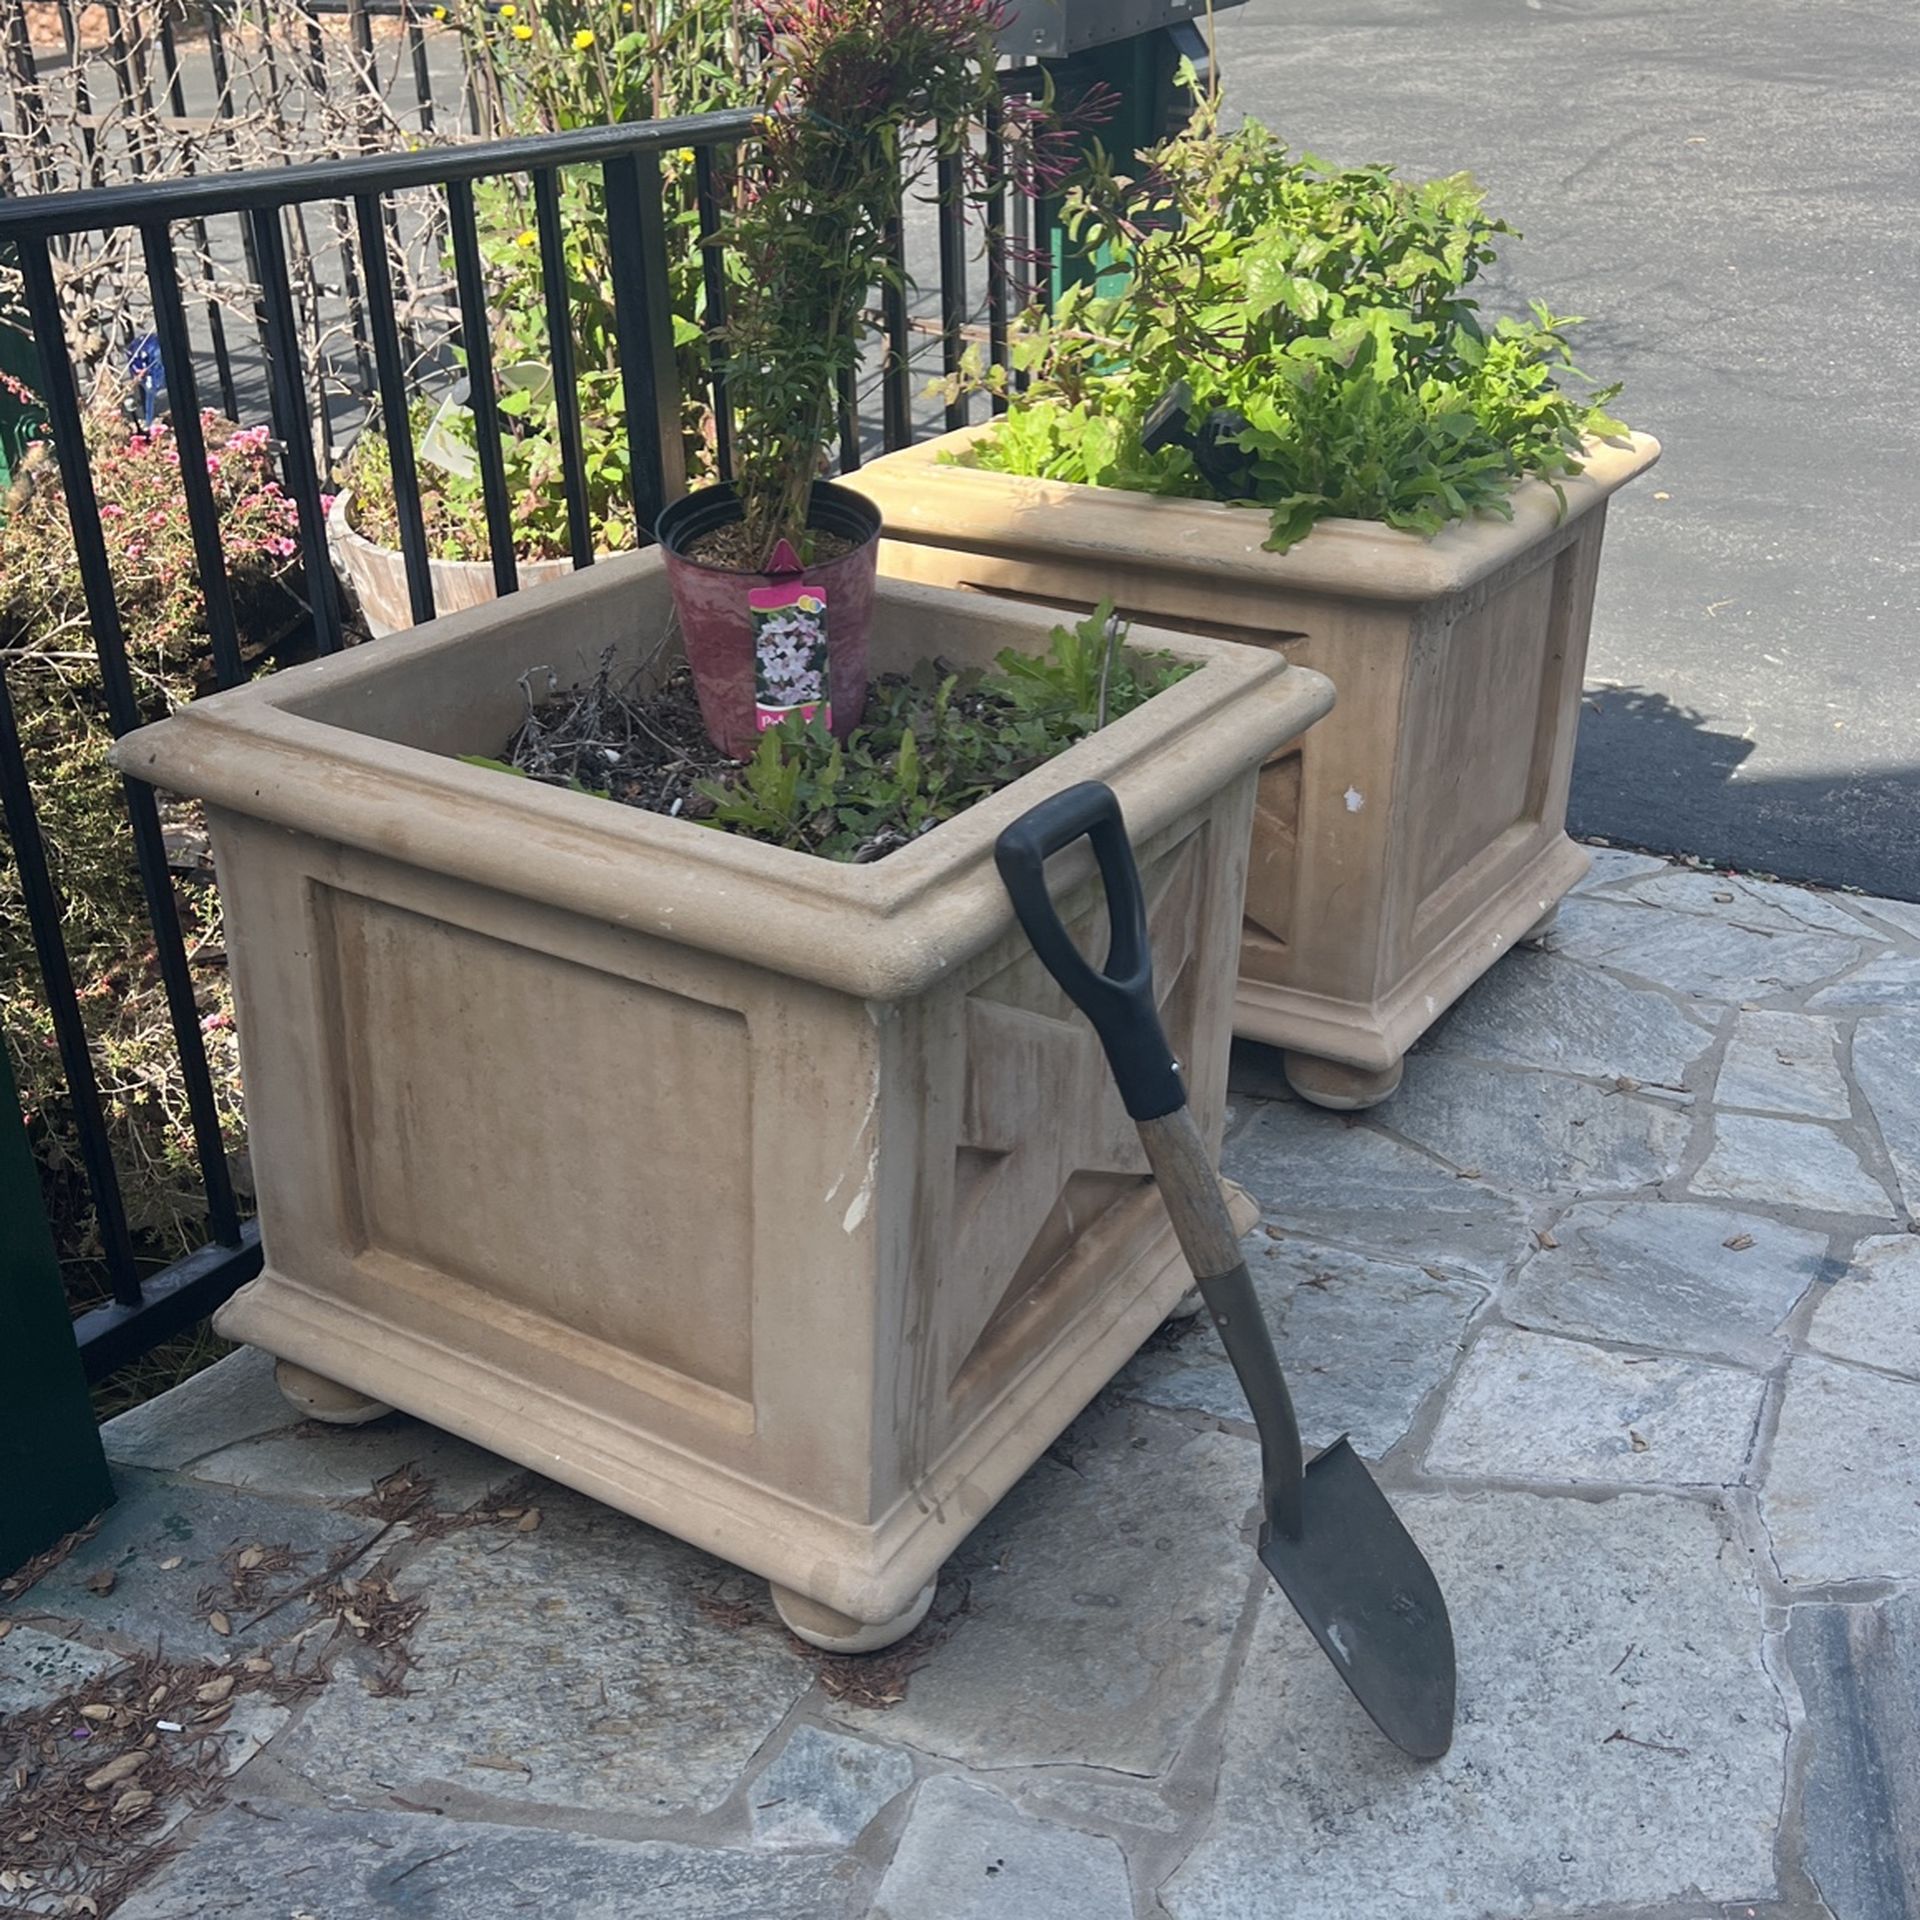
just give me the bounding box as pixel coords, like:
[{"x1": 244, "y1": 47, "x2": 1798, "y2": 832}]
[{"x1": 482, "y1": 603, "x2": 1192, "y2": 861}]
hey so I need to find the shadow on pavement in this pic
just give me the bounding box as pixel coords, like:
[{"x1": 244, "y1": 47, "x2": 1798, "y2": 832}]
[{"x1": 1571, "y1": 685, "x2": 1920, "y2": 903}]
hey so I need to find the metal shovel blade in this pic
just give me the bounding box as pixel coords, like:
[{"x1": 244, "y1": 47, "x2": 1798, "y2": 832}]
[{"x1": 1260, "y1": 1438, "x2": 1457, "y2": 1761}]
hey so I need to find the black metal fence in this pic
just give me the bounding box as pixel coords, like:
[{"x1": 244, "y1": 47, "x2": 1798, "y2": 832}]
[{"x1": 0, "y1": 93, "x2": 1028, "y2": 1383}]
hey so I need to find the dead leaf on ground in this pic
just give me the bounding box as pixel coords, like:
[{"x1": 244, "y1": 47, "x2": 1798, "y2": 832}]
[
  {"x1": 82, "y1": 1751, "x2": 148, "y2": 1793},
  {"x1": 157, "y1": 1556, "x2": 184, "y2": 1571},
  {"x1": 1536, "y1": 1229, "x2": 1560, "y2": 1250},
  {"x1": 516, "y1": 1509, "x2": 542, "y2": 1533},
  {"x1": 83, "y1": 1569, "x2": 115, "y2": 1597},
  {"x1": 1723, "y1": 1233, "x2": 1756, "y2": 1252},
  {"x1": 207, "y1": 1611, "x2": 232, "y2": 1637}
]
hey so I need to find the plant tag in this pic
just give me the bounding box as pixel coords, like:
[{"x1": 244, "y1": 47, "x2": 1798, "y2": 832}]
[{"x1": 749, "y1": 575, "x2": 831, "y2": 734}]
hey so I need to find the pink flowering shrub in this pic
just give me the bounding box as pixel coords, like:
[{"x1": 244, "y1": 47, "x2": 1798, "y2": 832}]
[{"x1": 2, "y1": 410, "x2": 310, "y2": 1291}]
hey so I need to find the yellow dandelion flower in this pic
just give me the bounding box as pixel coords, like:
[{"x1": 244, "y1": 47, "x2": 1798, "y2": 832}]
[
  {"x1": 573, "y1": 26, "x2": 594, "y2": 47},
  {"x1": 512, "y1": 21, "x2": 532, "y2": 36},
  {"x1": 499, "y1": 3, "x2": 515, "y2": 15},
  {"x1": 431, "y1": 4, "x2": 446, "y2": 17},
  {"x1": 513, "y1": 228, "x2": 538, "y2": 248}
]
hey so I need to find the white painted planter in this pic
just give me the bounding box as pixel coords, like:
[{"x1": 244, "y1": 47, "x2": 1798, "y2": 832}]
[{"x1": 327, "y1": 491, "x2": 579, "y2": 639}]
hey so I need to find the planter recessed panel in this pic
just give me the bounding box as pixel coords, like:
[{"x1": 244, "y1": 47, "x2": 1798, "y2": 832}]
[
  {"x1": 114, "y1": 555, "x2": 1333, "y2": 1638},
  {"x1": 844, "y1": 428, "x2": 1660, "y2": 1108}
]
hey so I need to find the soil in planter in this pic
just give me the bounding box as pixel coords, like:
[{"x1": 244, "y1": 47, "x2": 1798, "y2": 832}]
[
  {"x1": 480, "y1": 606, "x2": 1193, "y2": 863},
  {"x1": 684, "y1": 521, "x2": 859, "y2": 572}
]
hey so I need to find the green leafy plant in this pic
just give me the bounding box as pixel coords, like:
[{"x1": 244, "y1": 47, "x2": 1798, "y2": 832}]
[
  {"x1": 345, "y1": 0, "x2": 748, "y2": 562},
  {"x1": 698, "y1": 602, "x2": 1193, "y2": 859},
  {"x1": 958, "y1": 87, "x2": 1626, "y2": 551}
]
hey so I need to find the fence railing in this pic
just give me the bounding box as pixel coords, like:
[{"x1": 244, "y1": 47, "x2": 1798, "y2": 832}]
[{"x1": 0, "y1": 93, "x2": 1029, "y2": 1383}]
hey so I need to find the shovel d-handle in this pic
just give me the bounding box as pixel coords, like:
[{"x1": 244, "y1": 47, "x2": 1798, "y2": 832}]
[{"x1": 994, "y1": 782, "x2": 1306, "y2": 1541}]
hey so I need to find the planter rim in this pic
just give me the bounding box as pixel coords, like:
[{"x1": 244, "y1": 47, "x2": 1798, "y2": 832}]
[
  {"x1": 112, "y1": 550, "x2": 1335, "y2": 1002},
  {"x1": 843, "y1": 425, "x2": 1662, "y2": 605}
]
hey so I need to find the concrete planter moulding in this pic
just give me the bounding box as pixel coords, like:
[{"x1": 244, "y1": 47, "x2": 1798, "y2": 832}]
[
  {"x1": 843, "y1": 427, "x2": 1661, "y2": 1109},
  {"x1": 113, "y1": 555, "x2": 1333, "y2": 1648}
]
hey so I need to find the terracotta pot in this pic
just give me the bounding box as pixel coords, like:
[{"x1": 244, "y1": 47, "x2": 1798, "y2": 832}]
[
  {"x1": 655, "y1": 480, "x2": 880, "y2": 758},
  {"x1": 844, "y1": 427, "x2": 1662, "y2": 1109},
  {"x1": 327, "y1": 491, "x2": 579, "y2": 639},
  {"x1": 112, "y1": 554, "x2": 1334, "y2": 1646}
]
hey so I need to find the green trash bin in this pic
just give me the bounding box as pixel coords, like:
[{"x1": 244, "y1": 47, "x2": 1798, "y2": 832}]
[
  {"x1": 998, "y1": 0, "x2": 1248, "y2": 302},
  {"x1": 1, "y1": 1039, "x2": 113, "y2": 1577}
]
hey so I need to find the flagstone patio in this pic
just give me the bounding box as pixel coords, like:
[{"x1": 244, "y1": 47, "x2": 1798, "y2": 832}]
[{"x1": 4, "y1": 846, "x2": 1918, "y2": 1919}]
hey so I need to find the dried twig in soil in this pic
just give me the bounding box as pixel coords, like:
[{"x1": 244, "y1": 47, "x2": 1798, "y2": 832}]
[{"x1": 502, "y1": 645, "x2": 737, "y2": 824}]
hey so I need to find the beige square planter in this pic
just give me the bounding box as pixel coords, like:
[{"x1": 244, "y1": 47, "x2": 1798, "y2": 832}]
[
  {"x1": 114, "y1": 555, "x2": 1332, "y2": 1647},
  {"x1": 845, "y1": 428, "x2": 1660, "y2": 1108}
]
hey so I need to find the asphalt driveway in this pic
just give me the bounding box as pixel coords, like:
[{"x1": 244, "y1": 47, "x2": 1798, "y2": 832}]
[{"x1": 1215, "y1": 0, "x2": 1920, "y2": 897}]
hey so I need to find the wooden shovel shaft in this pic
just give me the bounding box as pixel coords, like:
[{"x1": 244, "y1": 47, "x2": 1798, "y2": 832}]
[
  {"x1": 1137, "y1": 1109, "x2": 1244, "y2": 1280},
  {"x1": 1138, "y1": 1107, "x2": 1306, "y2": 1539}
]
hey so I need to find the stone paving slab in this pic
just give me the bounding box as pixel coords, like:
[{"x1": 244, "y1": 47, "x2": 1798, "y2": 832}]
[
  {"x1": 15, "y1": 1472, "x2": 374, "y2": 1654},
  {"x1": 1383, "y1": 1055, "x2": 1692, "y2": 1196},
  {"x1": 1161, "y1": 1492, "x2": 1786, "y2": 1920},
  {"x1": 1759, "y1": 1358, "x2": 1920, "y2": 1587},
  {"x1": 869, "y1": 1775, "x2": 1134, "y2": 1920},
  {"x1": 270, "y1": 1484, "x2": 814, "y2": 1817},
  {"x1": 1850, "y1": 896, "x2": 1920, "y2": 943},
  {"x1": 1499, "y1": 1199, "x2": 1827, "y2": 1368},
  {"x1": 1223, "y1": 1100, "x2": 1534, "y2": 1285},
  {"x1": 1690, "y1": 1115, "x2": 1895, "y2": 1219},
  {"x1": 1787, "y1": 1595, "x2": 1920, "y2": 1920},
  {"x1": 1620, "y1": 871, "x2": 1880, "y2": 939},
  {"x1": 1806, "y1": 1236, "x2": 1920, "y2": 1381},
  {"x1": 829, "y1": 1403, "x2": 1257, "y2": 1776},
  {"x1": 1116, "y1": 1240, "x2": 1484, "y2": 1456},
  {"x1": 746, "y1": 1724, "x2": 914, "y2": 1851},
  {"x1": 1546, "y1": 897, "x2": 1872, "y2": 1004},
  {"x1": 1424, "y1": 1327, "x2": 1766, "y2": 1488},
  {"x1": 1421, "y1": 947, "x2": 1713, "y2": 1087},
  {"x1": 41, "y1": 852, "x2": 1920, "y2": 1920},
  {"x1": 111, "y1": 1800, "x2": 865, "y2": 1919},
  {"x1": 1807, "y1": 950, "x2": 1920, "y2": 1013},
  {"x1": 104, "y1": 1347, "x2": 521, "y2": 1513},
  {"x1": 1713, "y1": 1011, "x2": 1853, "y2": 1120},
  {"x1": 0, "y1": 1624, "x2": 118, "y2": 1717},
  {"x1": 1854, "y1": 1012, "x2": 1920, "y2": 1218},
  {"x1": 1571, "y1": 847, "x2": 1672, "y2": 892}
]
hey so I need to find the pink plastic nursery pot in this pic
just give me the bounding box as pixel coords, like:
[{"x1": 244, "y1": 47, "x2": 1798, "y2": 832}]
[{"x1": 655, "y1": 480, "x2": 881, "y2": 759}]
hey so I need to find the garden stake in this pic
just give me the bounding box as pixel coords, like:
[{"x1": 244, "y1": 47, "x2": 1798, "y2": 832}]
[{"x1": 996, "y1": 781, "x2": 1457, "y2": 1760}]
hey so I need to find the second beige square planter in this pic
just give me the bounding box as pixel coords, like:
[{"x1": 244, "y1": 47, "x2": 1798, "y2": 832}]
[
  {"x1": 846, "y1": 428, "x2": 1660, "y2": 1107},
  {"x1": 114, "y1": 556, "x2": 1333, "y2": 1648}
]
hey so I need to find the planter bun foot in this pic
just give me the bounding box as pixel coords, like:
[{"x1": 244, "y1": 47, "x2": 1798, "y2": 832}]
[
  {"x1": 771, "y1": 1579, "x2": 936, "y2": 1654},
  {"x1": 1524, "y1": 904, "x2": 1561, "y2": 945},
  {"x1": 1283, "y1": 1050, "x2": 1404, "y2": 1112},
  {"x1": 273, "y1": 1358, "x2": 394, "y2": 1426},
  {"x1": 1163, "y1": 1286, "x2": 1207, "y2": 1324}
]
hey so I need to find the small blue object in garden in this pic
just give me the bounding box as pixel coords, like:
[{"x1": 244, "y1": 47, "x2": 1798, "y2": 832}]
[{"x1": 129, "y1": 331, "x2": 165, "y2": 428}]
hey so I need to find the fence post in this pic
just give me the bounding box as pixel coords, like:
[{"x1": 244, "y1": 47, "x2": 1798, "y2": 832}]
[{"x1": 1, "y1": 1038, "x2": 113, "y2": 1577}]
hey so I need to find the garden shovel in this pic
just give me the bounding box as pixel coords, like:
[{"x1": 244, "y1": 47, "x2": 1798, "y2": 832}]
[{"x1": 995, "y1": 781, "x2": 1457, "y2": 1760}]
